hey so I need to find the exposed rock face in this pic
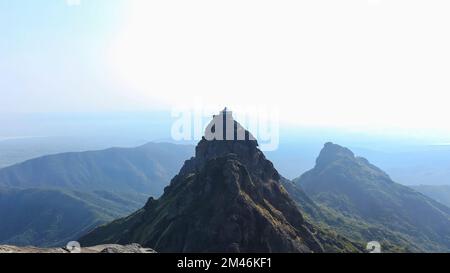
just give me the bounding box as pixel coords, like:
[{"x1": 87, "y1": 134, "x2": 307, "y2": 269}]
[
  {"x1": 315, "y1": 142, "x2": 356, "y2": 169},
  {"x1": 80, "y1": 109, "x2": 337, "y2": 253},
  {"x1": 0, "y1": 244, "x2": 155, "y2": 253},
  {"x1": 97, "y1": 243, "x2": 156, "y2": 253}
]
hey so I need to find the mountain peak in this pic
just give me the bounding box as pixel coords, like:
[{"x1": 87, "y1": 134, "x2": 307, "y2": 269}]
[
  {"x1": 315, "y1": 142, "x2": 355, "y2": 167},
  {"x1": 297, "y1": 142, "x2": 450, "y2": 252},
  {"x1": 80, "y1": 109, "x2": 346, "y2": 253},
  {"x1": 179, "y1": 109, "x2": 265, "y2": 177},
  {"x1": 204, "y1": 107, "x2": 256, "y2": 142}
]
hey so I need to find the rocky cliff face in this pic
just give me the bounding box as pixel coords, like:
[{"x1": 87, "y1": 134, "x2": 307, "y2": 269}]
[{"x1": 80, "y1": 110, "x2": 353, "y2": 253}]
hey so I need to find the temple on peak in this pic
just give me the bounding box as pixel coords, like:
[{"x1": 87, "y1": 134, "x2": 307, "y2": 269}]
[{"x1": 204, "y1": 108, "x2": 255, "y2": 142}]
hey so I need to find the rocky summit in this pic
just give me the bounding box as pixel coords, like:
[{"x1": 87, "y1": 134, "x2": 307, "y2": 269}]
[{"x1": 80, "y1": 109, "x2": 354, "y2": 253}]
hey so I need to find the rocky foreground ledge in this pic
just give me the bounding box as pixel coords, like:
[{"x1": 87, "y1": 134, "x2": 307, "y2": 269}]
[{"x1": 0, "y1": 243, "x2": 156, "y2": 253}]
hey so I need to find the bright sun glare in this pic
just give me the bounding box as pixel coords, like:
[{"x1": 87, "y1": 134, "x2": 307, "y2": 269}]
[{"x1": 108, "y1": 0, "x2": 450, "y2": 132}]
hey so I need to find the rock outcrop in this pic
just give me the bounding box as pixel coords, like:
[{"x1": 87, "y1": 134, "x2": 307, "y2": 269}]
[{"x1": 0, "y1": 243, "x2": 155, "y2": 253}]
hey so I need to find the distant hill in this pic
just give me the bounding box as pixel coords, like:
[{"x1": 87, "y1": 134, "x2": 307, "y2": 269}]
[
  {"x1": 412, "y1": 185, "x2": 450, "y2": 208},
  {"x1": 0, "y1": 187, "x2": 148, "y2": 247},
  {"x1": 293, "y1": 142, "x2": 450, "y2": 252},
  {"x1": 0, "y1": 142, "x2": 194, "y2": 196},
  {"x1": 0, "y1": 142, "x2": 194, "y2": 247},
  {"x1": 349, "y1": 145, "x2": 450, "y2": 186}
]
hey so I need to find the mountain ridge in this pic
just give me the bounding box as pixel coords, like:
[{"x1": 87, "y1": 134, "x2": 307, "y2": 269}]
[
  {"x1": 294, "y1": 142, "x2": 450, "y2": 252},
  {"x1": 0, "y1": 142, "x2": 194, "y2": 196},
  {"x1": 0, "y1": 142, "x2": 194, "y2": 247}
]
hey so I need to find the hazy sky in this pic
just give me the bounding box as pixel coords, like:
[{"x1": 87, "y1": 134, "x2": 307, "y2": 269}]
[{"x1": 1, "y1": 0, "x2": 450, "y2": 134}]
